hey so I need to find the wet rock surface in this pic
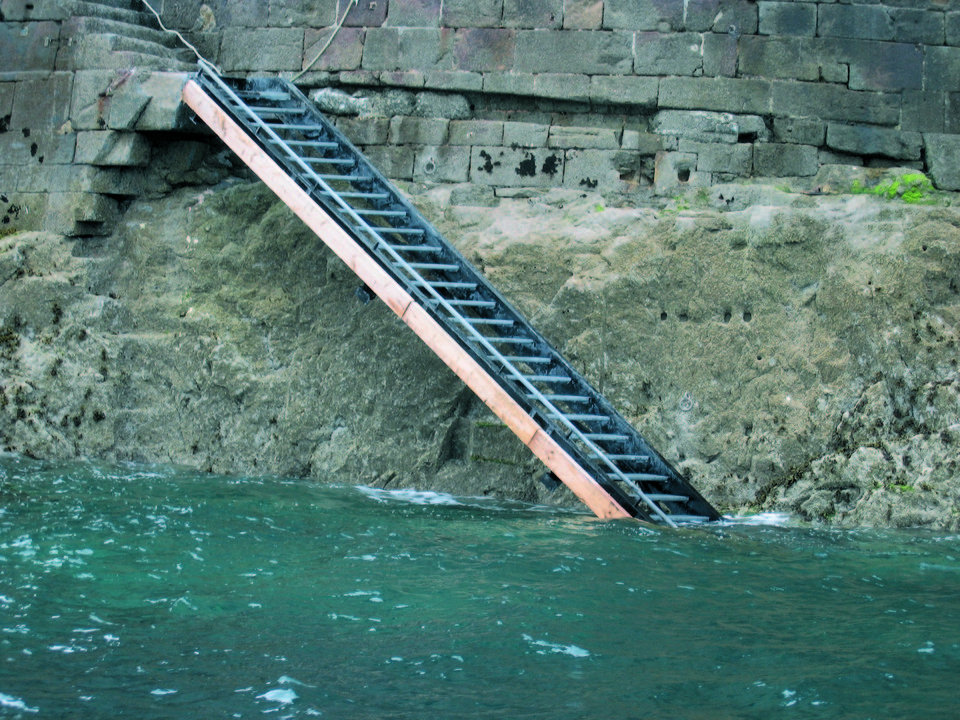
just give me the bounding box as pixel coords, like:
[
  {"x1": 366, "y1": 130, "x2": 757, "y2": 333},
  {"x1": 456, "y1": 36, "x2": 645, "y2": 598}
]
[{"x1": 2, "y1": 169, "x2": 958, "y2": 529}]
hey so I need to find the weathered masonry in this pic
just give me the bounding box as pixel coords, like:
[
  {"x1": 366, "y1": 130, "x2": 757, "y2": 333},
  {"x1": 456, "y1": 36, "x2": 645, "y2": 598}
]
[{"x1": 2, "y1": 0, "x2": 960, "y2": 237}]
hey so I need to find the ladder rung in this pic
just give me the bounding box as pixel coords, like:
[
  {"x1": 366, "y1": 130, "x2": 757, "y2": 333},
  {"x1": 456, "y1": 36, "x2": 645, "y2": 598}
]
[
  {"x1": 274, "y1": 139, "x2": 339, "y2": 148},
  {"x1": 318, "y1": 190, "x2": 390, "y2": 200},
  {"x1": 525, "y1": 375, "x2": 571, "y2": 383},
  {"x1": 643, "y1": 493, "x2": 689, "y2": 503},
  {"x1": 486, "y1": 337, "x2": 533, "y2": 344},
  {"x1": 502, "y1": 356, "x2": 551, "y2": 363},
  {"x1": 250, "y1": 106, "x2": 304, "y2": 115},
  {"x1": 662, "y1": 514, "x2": 709, "y2": 523},
  {"x1": 551, "y1": 413, "x2": 607, "y2": 422},
  {"x1": 408, "y1": 262, "x2": 460, "y2": 271},
  {"x1": 301, "y1": 157, "x2": 354, "y2": 165},
  {"x1": 380, "y1": 227, "x2": 425, "y2": 235},
  {"x1": 315, "y1": 174, "x2": 372, "y2": 182},
  {"x1": 590, "y1": 454, "x2": 651, "y2": 463},
  {"x1": 610, "y1": 472, "x2": 668, "y2": 482},
  {"x1": 384, "y1": 243, "x2": 440, "y2": 253},
  {"x1": 236, "y1": 90, "x2": 291, "y2": 101},
  {"x1": 266, "y1": 122, "x2": 328, "y2": 130},
  {"x1": 542, "y1": 394, "x2": 591, "y2": 403},
  {"x1": 448, "y1": 299, "x2": 496, "y2": 308},
  {"x1": 357, "y1": 209, "x2": 407, "y2": 217},
  {"x1": 465, "y1": 318, "x2": 514, "y2": 326},
  {"x1": 585, "y1": 433, "x2": 628, "y2": 441},
  {"x1": 415, "y1": 281, "x2": 477, "y2": 290}
]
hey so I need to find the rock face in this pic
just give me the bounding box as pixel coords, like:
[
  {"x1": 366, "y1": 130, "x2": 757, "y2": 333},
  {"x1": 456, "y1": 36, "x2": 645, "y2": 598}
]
[{"x1": 2, "y1": 169, "x2": 959, "y2": 529}]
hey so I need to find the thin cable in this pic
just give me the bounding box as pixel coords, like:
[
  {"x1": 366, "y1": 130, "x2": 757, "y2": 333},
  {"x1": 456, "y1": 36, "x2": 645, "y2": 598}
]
[
  {"x1": 140, "y1": 0, "x2": 224, "y2": 75},
  {"x1": 292, "y1": 0, "x2": 359, "y2": 82}
]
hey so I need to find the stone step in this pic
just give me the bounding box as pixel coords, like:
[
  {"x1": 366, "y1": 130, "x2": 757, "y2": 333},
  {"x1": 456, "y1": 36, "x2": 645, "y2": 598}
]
[
  {"x1": 58, "y1": 34, "x2": 196, "y2": 72},
  {"x1": 64, "y1": 0, "x2": 160, "y2": 28},
  {"x1": 62, "y1": 15, "x2": 183, "y2": 50}
]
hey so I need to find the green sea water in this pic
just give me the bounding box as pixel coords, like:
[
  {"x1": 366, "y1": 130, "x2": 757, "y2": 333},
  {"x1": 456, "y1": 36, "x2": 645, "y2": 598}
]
[{"x1": 1, "y1": 453, "x2": 958, "y2": 719}]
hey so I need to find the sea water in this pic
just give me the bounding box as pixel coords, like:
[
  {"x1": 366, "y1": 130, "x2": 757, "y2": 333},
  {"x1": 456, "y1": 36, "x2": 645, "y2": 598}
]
[{"x1": 0, "y1": 453, "x2": 958, "y2": 719}]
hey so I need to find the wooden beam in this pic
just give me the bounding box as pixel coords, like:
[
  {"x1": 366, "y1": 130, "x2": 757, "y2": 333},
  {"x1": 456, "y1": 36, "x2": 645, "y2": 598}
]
[{"x1": 181, "y1": 80, "x2": 632, "y2": 520}]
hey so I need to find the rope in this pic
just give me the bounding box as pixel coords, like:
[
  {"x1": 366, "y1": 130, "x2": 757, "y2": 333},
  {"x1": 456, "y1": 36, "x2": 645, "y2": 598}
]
[
  {"x1": 292, "y1": 0, "x2": 359, "y2": 82},
  {"x1": 140, "y1": 0, "x2": 224, "y2": 75}
]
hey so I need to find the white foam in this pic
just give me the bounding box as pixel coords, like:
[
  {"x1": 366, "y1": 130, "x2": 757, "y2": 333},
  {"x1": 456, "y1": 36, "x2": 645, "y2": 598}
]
[
  {"x1": 522, "y1": 634, "x2": 591, "y2": 658},
  {"x1": 257, "y1": 688, "x2": 298, "y2": 704},
  {"x1": 724, "y1": 512, "x2": 794, "y2": 527},
  {"x1": 356, "y1": 486, "x2": 462, "y2": 506},
  {"x1": 0, "y1": 692, "x2": 38, "y2": 713}
]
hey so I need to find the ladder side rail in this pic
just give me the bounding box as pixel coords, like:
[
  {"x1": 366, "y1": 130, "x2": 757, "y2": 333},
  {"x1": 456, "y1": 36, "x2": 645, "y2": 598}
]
[{"x1": 193, "y1": 68, "x2": 686, "y2": 525}]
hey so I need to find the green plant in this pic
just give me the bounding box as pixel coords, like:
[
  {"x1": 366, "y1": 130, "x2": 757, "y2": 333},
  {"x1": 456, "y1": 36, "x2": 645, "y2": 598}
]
[{"x1": 850, "y1": 173, "x2": 937, "y2": 205}]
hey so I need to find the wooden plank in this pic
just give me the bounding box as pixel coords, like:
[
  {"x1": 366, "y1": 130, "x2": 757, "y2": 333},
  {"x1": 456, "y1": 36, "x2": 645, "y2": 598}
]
[{"x1": 181, "y1": 79, "x2": 632, "y2": 521}]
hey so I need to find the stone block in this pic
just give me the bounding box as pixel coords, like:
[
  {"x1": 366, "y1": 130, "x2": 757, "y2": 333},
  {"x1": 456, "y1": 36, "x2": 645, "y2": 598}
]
[
  {"x1": 220, "y1": 28, "x2": 304, "y2": 72},
  {"x1": 449, "y1": 120, "x2": 504, "y2": 146},
  {"x1": 847, "y1": 42, "x2": 922, "y2": 92},
  {"x1": 0, "y1": 129, "x2": 75, "y2": 166},
  {"x1": 469, "y1": 146, "x2": 564, "y2": 186},
  {"x1": 344, "y1": 0, "x2": 388, "y2": 27},
  {"x1": 389, "y1": 117, "x2": 449, "y2": 145},
  {"x1": 399, "y1": 28, "x2": 456, "y2": 72},
  {"x1": 562, "y1": 149, "x2": 623, "y2": 191},
  {"x1": 758, "y1": 2, "x2": 816, "y2": 37},
  {"x1": 503, "y1": 121, "x2": 549, "y2": 148},
  {"x1": 16, "y1": 163, "x2": 99, "y2": 193},
  {"x1": 590, "y1": 75, "x2": 659, "y2": 107},
  {"x1": 739, "y1": 36, "x2": 819, "y2": 81},
  {"x1": 621, "y1": 130, "x2": 663, "y2": 154},
  {"x1": 361, "y1": 27, "x2": 399, "y2": 71},
  {"x1": 949, "y1": 12, "x2": 960, "y2": 47},
  {"x1": 44, "y1": 192, "x2": 119, "y2": 236},
  {"x1": 0, "y1": 0, "x2": 71, "y2": 21},
  {"x1": 503, "y1": 0, "x2": 562, "y2": 29},
  {"x1": 0, "y1": 190, "x2": 45, "y2": 233},
  {"x1": 453, "y1": 29, "x2": 516, "y2": 73},
  {"x1": 75, "y1": 131, "x2": 150, "y2": 167},
  {"x1": 414, "y1": 145, "x2": 471, "y2": 183},
  {"x1": 0, "y1": 21, "x2": 60, "y2": 73},
  {"x1": 563, "y1": 0, "x2": 603, "y2": 30},
  {"x1": 819, "y1": 4, "x2": 894, "y2": 41},
  {"x1": 892, "y1": 8, "x2": 944, "y2": 44},
  {"x1": 0, "y1": 82, "x2": 13, "y2": 120},
  {"x1": 482, "y1": 73, "x2": 537, "y2": 97},
  {"x1": 424, "y1": 71, "x2": 484, "y2": 92},
  {"x1": 659, "y1": 77, "x2": 771, "y2": 115},
  {"x1": 126, "y1": 72, "x2": 191, "y2": 131},
  {"x1": 514, "y1": 30, "x2": 633, "y2": 75},
  {"x1": 826, "y1": 125, "x2": 922, "y2": 161},
  {"x1": 773, "y1": 118, "x2": 825, "y2": 146},
  {"x1": 652, "y1": 110, "x2": 738, "y2": 144},
  {"x1": 335, "y1": 117, "x2": 389, "y2": 145},
  {"x1": 381, "y1": 71, "x2": 426, "y2": 88},
  {"x1": 362, "y1": 145, "x2": 415, "y2": 180},
  {"x1": 386, "y1": 0, "x2": 441, "y2": 27},
  {"x1": 602, "y1": 0, "x2": 680, "y2": 31},
  {"x1": 948, "y1": 93, "x2": 960, "y2": 134},
  {"x1": 820, "y1": 62, "x2": 848, "y2": 85},
  {"x1": 679, "y1": 140, "x2": 752, "y2": 175},
  {"x1": 548, "y1": 126, "x2": 619, "y2": 150},
  {"x1": 770, "y1": 81, "x2": 899, "y2": 126},
  {"x1": 924, "y1": 133, "x2": 960, "y2": 190},
  {"x1": 634, "y1": 32, "x2": 703, "y2": 76},
  {"x1": 413, "y1": 92, "x2": 470, "y2": 119},
  {"x1": 303, "y1": 27, "x2": 364, "y2": 72},
  {"x1": 533, "y1": 74, "x2": 591, "y2": 102},
  {"x1": 653, "y1": 151, "x2": 710, "y2": 195},
  {"x1": 449, "y1": 185, "x2": 500, "y2": 206},
  {"x1": 753, "y1": 143, "x2": 818, "y2": 177},
  {"x1": 441, "y1": 0, "x2": 504, "y2": 28},
  {"x1": 703, "y1": 32, "x2": 737, "y2": 78},
  {"x1": 925, "y1": 47, "x2": 960, "y2": 92},
  {"x1": 268, "y1": 0, "x2": 339, "y2": 28},
  {"x1": 903, "y1": 91, "x2": 945, "y2": 134},
  {"x1": 11, "y1": 73, "x2": 72, "y2": 132},
  {"x1": 714, "y1": 0, "x2": 759, "y2": 36}
]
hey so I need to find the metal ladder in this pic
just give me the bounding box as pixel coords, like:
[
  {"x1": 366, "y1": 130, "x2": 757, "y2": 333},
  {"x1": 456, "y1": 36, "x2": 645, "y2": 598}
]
[{"x1": 184, "y1": 62, "x2": 721, "y2": 527}]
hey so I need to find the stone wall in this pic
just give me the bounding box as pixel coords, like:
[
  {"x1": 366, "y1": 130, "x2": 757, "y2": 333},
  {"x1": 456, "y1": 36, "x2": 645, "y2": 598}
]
[{"x1": 149, "y1": 0, "x2": 960, "y2": 193}]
